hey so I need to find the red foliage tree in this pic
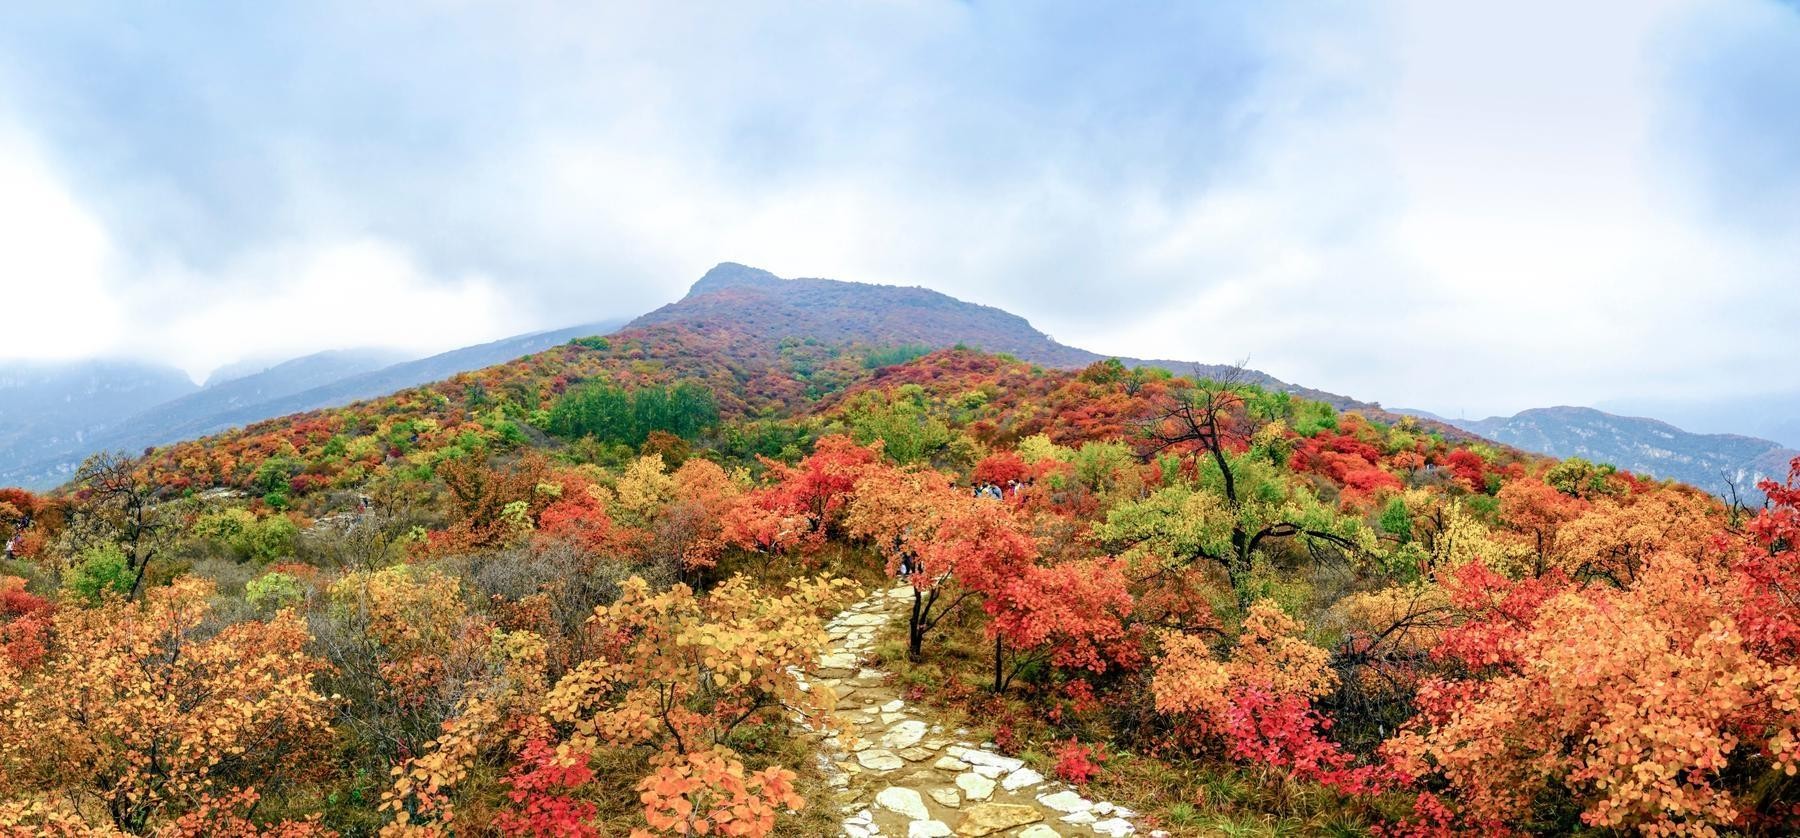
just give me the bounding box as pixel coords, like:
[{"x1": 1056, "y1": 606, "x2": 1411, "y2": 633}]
[
  {"x1": 0, "y1": 576, "x2": 51, "y2": 670},
  {"x1": 726, "y1": 436, "x2": 880, "y2": 554}
]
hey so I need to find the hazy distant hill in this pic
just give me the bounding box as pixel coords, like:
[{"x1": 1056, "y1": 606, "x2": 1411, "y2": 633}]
[
  {"x1": 200, "y1": 318, "x2": 628, "y2": 424},
  {"x1": 1405, "y1": 405, "x2": 1795, "y2": 498},
  {"x1": 75, "y1": 349, "x2": 412, "y2": 452},
  {"x1": 0, "y1": 359, "x2": 199, "y2": 478},
  {"x1": 1600, "y1": 392, "x2": 1800, "y2": 451},
  {"x1": 636, "y1": 263, "x2": 1392, "y2": 414},
  {"x1": 0, "y1": 321, "x2": 625, "y2": 489},
  {"x1": 201, "y1": 349, "x2": 410, "y2": 391}
]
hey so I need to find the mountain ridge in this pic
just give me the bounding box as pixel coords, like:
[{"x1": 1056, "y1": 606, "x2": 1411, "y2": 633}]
[
  {"x1": 1400, "y1": 404, "x2": 1795, "y2": 499},
  {"x1": 642, "y1": 263, "x2": 1420, "y2": 416}
]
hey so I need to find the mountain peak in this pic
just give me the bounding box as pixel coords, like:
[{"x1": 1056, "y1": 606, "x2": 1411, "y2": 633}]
[{"x1": 686, "y1": 262, "x2": 782, "y2": 298}]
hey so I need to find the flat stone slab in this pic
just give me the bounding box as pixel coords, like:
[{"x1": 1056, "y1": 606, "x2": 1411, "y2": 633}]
[
  {"x1": 909, "y1": 820, "x2": 954, "y2": 838},
  {"x1": 1001, "y1": 767, "x2": 1045, "y2": 791},
  {"x1": 876, "y1": 786, "x2": 930, "y2": 821},
  {"x1": 856, "y1": 749, "x2": 905, "y2": 771},
  {"x1": 928, "y1": 787, "x2": 961, "y2": 808},
  {"x1": 818, "y1": 652, "x2": 860, "y2": 670},
  {"x1": 953, "y1": 748, "x2": 1024, "y2": 773},
  {"x1": 1092, "y1": 816, "x2": 1136, "y2": 836},
  {"x1": 955, "y1": 803, "x2": 1042, "y2": 836},
  {"x1": 954, "y1": 772, "x2": 995, "y2": 801},
  {"x1": 1037, "y1": 790, "x2": 1091, "y2": 814},
  {"x1": 1018, "y1": 826, "x2": 1061, "y2": 838},
  {"x1": 883, "y1": 719, "x2": 928, "y2": 749}
]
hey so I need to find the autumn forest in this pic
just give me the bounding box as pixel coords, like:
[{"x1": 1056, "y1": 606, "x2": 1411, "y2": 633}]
[{"x1": 1, "y1": 311, "x2": 1797, "y2": 837}]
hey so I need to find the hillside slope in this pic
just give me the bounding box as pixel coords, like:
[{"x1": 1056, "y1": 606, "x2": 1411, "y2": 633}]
[{"x1": 636, "y1": 264, "x2": 1398, "y2": 413}]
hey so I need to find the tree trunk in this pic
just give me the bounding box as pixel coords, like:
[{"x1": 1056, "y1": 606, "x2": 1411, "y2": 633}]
[
  {"x1": 993, "y1": 634, "x2": 1005, "y2": 693},
  {"x1": 909, "y1": 587, "x2": 925, "y2": 660}
]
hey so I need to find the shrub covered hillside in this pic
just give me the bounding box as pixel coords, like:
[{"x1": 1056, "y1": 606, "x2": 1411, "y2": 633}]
[{"x1": 1, "y1": 328, "x2": 1796, "y2": 836}]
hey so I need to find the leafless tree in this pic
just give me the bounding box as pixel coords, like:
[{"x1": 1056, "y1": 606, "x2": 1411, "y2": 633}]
[{"x1": 68, "y1": 451, "x2": 170, "y2": 599}]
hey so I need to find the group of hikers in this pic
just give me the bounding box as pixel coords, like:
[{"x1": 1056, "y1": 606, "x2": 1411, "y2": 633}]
[
  {"x1": 896, "y1": 478, "x2": 1032, "y2": 579},
  {"x1": 970, "y1": 479, "x2": 1025, "y2": 500}
]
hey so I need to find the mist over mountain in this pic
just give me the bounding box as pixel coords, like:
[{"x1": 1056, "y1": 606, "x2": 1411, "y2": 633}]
[
  {"x1": 0, "y1": 321, "x2": 625, "y2": 488},
  {"x1": 0, "y1": 359, "x2": 199, "y2": 479},
  {"x1": 201, "y1": 349, "x2": 410, "y2": 390}
]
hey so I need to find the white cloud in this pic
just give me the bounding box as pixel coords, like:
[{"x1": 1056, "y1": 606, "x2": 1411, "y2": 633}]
[
  {"x1": 0, "y1": 124, "x2": 527, "y2": 379},
  {"x1": 0, "y1": 0, "x2": 1793, "y2": 420},
  {"x1": 0, "y1": 129, "x2": 128, "y2": 358},
  {"x1": 134, "y1": 238, "x2": 531, "y2": 379},
  {"x1": 1036, "y1": 0, "x2": 1799, "y2": 417}
]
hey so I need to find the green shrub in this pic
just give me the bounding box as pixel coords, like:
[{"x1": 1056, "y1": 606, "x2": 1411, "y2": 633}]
[
  {"x1": 547, "y1": 381, "x2": 718, "y2": 448},
  {"x1": 66, "y1": 544, "x2": 134, "y2": 603},
  {"x1": 246, "y1": 571, "x2": 305, "y2": 610}
]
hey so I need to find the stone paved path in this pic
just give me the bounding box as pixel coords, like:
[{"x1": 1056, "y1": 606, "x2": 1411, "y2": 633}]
[{"x1": 796, "y1": 585, "x2": 1164, "y2": 838}]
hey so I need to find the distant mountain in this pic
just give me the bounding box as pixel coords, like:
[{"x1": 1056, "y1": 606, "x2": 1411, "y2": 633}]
[
  {"x1": 0, "y1": 359, "x2": 199, "y2": 480},
  {"x1": 0, "y1": 321, "x2": 626, "y2": 489},
  {"x1": 202, "y1": 349, "x2": 410, "y2": 390},
  {"x1": 198, "y1": 319, "x2": 628, "y2": 424},
  {"x1": 203, "y1": 357, "x2": 276, "y2": 387},
  {"x1": 636, "y1": 263, "x2": 1409, "y2": 418},
  {"x1": 1599, "y1": 392, "x2": 1800, "y2": 451},
  {"x1": 1402, "y1": 405, "x2": 1795, "y2": 499},
  {"x1": 81, "y1": 349, "x2": 413, "y2": 452},
  {"x1": 207, "y1": 349, "x2": 410, "y2": 400}
]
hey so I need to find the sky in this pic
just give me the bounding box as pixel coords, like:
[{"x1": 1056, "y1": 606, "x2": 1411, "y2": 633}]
[{"x1": 0, "y1": 1, "x2": 1794, "y2": 419}]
